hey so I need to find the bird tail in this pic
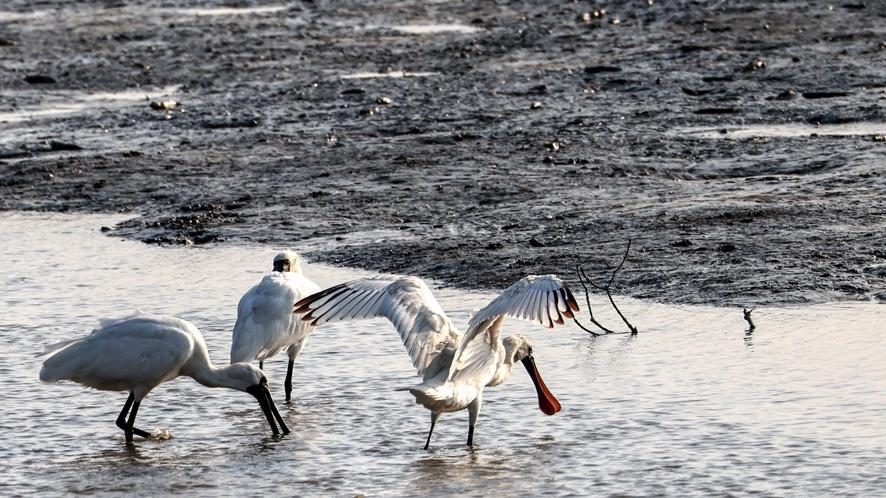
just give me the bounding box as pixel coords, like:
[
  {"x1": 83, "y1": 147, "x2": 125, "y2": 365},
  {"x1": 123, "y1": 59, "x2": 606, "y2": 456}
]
[{"x1": 398, "y1": 382, "x2": 451, "y2": 411}]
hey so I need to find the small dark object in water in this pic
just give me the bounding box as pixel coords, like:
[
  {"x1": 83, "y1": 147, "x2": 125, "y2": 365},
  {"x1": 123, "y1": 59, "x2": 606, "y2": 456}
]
[
  {"x1": 842, "y1": 2, "x2": 866, "y2": 9},
  {"x1": 25, "y1": 74, "x2": 56, "y2": 84},
  {"x1": 529, "y1": 237, "x2": 545, "y2": 247},
  {"x1": 771, "y1": 89, "x2": 797, "y2": 100},
  {"x1": 679, "y1": 44, "x2": 710, "y2": 53},
  {"x1": 100, "y1": 226, "x2": 112, "y2": 232},
  {"x1": 874, "y1": 135, "x2": 885, "y2": 142},
  {"x1": 49, "y1": 141, "x2": 82, "y2": 151},
  {"x1": 718, "y1": 242, "x2": 737, "y2": 252},
  {"x1": 340, "y1": 88, "x2": 365, "y2": 96},
  {"x1": 695, "y1": 108, "x2": 737, "y2": 115},
  {"x1": 584, "y1": 65, "x2": 621, "y2": 74},
  {"x1": 743, "y1": 59, "x2": 766, "y2": 72},
  {"x1": 802, "y1": 91, "x2": 851, "y2": 99},
  {"x1": 0, "y1": 38, "x2": 16, "y2": 46},
  {"x1": 526, "y1": 84, "x2": 548, "y2": 95},
  {"x1": 672, "y1": 239, "x2": 693, "y2": 247},
  {"x1": 150, "y1": 100, "x2": 179, "y2": 110},
  {"x1": 530, "y1": 101, "x2": 543, "y2": 109}
]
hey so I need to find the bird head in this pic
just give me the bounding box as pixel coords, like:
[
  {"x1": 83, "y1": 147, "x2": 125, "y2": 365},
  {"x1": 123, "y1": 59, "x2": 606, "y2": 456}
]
[
  {"x1": 504, "y1": 334, "x2": 533, "y2": 364},
  {"x1": 225, "y1": 363, "x2": 290, "y2": 437},
  {"x1": 273, "y1": 250, "x2": 302, "y2": 273}
]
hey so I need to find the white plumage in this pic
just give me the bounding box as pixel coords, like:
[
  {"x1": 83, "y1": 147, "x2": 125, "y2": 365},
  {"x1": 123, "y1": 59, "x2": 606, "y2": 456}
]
[
  {"x1": 39, "y1": 311, "x2": 289, "y2": 441},
  {"x1": 230, "y1": 251, "x2": 320, "y2": 401},
  {"x1": 294, "y1": 274, "x2": 579, "y2": 449}
]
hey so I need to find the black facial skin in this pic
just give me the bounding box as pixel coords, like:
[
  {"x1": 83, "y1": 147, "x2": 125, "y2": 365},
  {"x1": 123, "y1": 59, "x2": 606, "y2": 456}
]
[{"x1": 273, "y1": 260, "x2": 290, "y2": 272}]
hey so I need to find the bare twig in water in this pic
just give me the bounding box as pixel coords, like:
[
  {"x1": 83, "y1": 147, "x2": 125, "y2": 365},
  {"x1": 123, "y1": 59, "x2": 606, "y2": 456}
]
[
  {"x1": 743, "y1": 308, "x2": 756, "y2": 330},
  {"x1": 573, "y1": 240, "x2": 639, "y2": 336},
  {"x1": 572, "y1": 265, "x2": 616, "y2": 336}
]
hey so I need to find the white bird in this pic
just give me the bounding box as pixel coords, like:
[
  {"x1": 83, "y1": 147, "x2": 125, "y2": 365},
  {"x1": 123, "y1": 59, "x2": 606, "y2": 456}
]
[
  {"x1": 294, "y1": 274, "x2": 579, "y2": 449},
  {"x1": 230, "y1": 250, "x2": 321, "y2": 402},
  {"x1": 39, "y1": 312, "x2": 289, "y2": 442}
]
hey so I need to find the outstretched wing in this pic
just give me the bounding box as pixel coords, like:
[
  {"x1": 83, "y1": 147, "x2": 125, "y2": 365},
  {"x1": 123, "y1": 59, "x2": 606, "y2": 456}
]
[
  {"x1": 448, "y1": 275, "x2": 579, "y2": 382},
  {"x1": 294, "y1": 276, "x2": 459, "y2": 376}
]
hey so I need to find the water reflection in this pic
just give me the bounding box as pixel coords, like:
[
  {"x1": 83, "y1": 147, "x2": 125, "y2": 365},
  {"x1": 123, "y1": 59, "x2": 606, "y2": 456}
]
[{"x1": 744, "y1": 328, "x2": 754, "y2": 348}]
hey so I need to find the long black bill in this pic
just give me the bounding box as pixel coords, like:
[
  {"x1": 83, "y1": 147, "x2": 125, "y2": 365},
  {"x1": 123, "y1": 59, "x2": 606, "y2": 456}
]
[
  {"x1": 263, "y1": 385, "x2": 290, "y2": 435},
  {"x1": 521, "y1": 355, "x2": 562, "y2": 416},
  {"x1": 247, "y1": 384, "x2": 287, "y2": 436}
]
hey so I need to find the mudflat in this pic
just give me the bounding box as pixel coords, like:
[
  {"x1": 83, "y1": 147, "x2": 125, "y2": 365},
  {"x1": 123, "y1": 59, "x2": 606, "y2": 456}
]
[{"x1": 1, "y1": 1, "x2": 884, "y2": 305}]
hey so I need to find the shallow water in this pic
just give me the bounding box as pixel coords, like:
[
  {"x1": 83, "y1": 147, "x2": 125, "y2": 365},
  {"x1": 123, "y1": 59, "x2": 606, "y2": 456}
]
[{"x1": 1, "y1": 213, "x2": 884, "y2": 496}]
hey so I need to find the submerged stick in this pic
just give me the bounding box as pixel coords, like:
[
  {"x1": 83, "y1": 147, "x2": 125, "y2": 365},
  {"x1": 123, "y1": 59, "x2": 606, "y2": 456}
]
[{"x1": 743, "y1": 308, "x2": 756, "y2": 330}]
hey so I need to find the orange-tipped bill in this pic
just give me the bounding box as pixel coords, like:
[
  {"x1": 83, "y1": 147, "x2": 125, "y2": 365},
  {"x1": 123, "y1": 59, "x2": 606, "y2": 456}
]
[{"x1": 521, "y1": 355, "x2": 561, "y2": 415}]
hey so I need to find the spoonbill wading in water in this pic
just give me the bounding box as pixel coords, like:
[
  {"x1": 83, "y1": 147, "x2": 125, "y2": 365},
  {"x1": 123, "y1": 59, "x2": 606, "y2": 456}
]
[
  {"x1": 294, "y1": 274, "x2": 579, "y2": 449},
  {"x1": 230, "y1": 251, "x2": 320, "y2": 402},
  {"x1": 39, "y1": 312, "x2": 289, "y2": 442}
]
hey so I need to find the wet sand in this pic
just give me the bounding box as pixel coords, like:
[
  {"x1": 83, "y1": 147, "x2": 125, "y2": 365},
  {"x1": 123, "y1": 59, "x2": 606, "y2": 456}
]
[{"x1": 1, "y1": 1, "x2": 885, "y2": 305}]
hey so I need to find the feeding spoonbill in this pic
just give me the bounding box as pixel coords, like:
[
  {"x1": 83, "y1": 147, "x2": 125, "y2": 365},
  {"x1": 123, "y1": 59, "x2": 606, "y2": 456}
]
[
  {"x1": 293, "y1": 274, "x2": 579, "y2": 449},
  {"x1": 230, "y1": 250, "x2": 321, "y2": 402},
  {"x1": 39, "y1": 312, "x2": 289, "y2": 442}
]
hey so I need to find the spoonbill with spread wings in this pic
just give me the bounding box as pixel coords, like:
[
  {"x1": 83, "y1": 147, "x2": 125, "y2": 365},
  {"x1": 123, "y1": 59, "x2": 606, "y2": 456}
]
[{"x1": 294, "y1": 274, "x2": 579, "y2": 449}]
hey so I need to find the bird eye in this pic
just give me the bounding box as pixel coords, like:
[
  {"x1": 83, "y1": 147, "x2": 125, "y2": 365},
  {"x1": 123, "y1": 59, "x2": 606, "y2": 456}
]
[{"x1": 528, "y1": 347, "x2": 534, "y2": 355}]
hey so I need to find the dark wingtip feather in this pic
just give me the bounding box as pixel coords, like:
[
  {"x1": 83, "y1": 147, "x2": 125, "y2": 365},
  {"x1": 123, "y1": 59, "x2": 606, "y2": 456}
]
[
  {"x1": 564, "y1": 286, "x2": 580, "y2": 312},
  {"x1": 293, "y1": 283, "x2": 349, "y2": 320}
]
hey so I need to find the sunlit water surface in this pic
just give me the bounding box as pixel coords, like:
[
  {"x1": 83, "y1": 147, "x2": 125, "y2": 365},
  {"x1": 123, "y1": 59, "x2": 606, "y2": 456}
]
[{"x1": 1, "y1": 213, "x2": 884, "y2": 496}]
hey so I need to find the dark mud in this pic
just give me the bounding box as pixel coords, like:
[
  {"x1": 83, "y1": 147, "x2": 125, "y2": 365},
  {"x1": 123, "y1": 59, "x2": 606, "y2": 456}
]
[{"x1": 1, "y1": 1, "x2": 885, "y2": 306}]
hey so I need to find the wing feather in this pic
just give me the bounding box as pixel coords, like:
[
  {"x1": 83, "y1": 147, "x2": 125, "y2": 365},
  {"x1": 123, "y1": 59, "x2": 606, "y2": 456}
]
[
  {"x1": 448, "y1": 275, "x2": 580, "y2": 382},
  {"x1": 294, "y1": 276, "x2": 459, "y2": 375}
]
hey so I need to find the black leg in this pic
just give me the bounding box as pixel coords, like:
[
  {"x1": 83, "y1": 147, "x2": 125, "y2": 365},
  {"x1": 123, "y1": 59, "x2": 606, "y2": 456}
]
[
  {"x1": 259, "y1": 360, "x2": 264, "y2": 371},
  {"x1": 116, "y1": 392, "x2": 136, "y2": 433},
  {"x1": 424, "y1": 413, "x2": 440, "y2": 450},
  {"x1": 125, "y1": 398, "x2": 151, "y2": 442},
  {"x1": 467, "y1": 424, "x2": 475, "y2": 447},
  {"x1": 284, "y1": 358, "x2": 294, "y2": 402}
]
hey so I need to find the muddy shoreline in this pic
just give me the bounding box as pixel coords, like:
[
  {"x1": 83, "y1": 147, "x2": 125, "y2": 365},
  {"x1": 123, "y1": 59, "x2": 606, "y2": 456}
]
[{"x1": 2, "y1": 1, "x2": 884, "y2": 306}]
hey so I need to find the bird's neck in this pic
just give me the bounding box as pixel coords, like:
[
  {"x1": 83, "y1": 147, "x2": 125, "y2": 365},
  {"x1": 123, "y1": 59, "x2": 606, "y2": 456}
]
[
  {"x1": 193, "y1": 365, "x2": 247, "y2": 390},
  {"x1": 182, "y1": 342, "x2": 239, "y2": 390},
  {"x1": 489, "y1": 343, "x2": 519, "y2": 387}
]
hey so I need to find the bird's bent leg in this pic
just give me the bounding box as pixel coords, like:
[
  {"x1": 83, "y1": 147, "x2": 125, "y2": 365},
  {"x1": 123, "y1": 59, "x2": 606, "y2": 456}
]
[
  {"x1": 116, "y1": 392, "x2": 136, "y2": 433},
  {"x1": 424, "y1": 412, "x2": 440, "y2": 451},
  {"x1": 125, "y1": 399, "x2": 151, "y2": 441},
  {"x1": 467, "y1": 394, "x2": 483, "y2": 447}
]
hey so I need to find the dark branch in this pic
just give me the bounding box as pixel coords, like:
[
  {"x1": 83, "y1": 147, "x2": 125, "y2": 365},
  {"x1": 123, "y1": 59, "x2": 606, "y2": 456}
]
[
  {"x1": 743, "y1": 308, "x2": 756, "y2": 330},
  {"x1": 572, "y1": 266, "x2": 616, "y2": 336},
  {"x1": 608, "y1": 239, "x2": 631, "y2": 288},
  {"x1": 572, "y1": 240, "x2": 638, "y2": 336}
]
